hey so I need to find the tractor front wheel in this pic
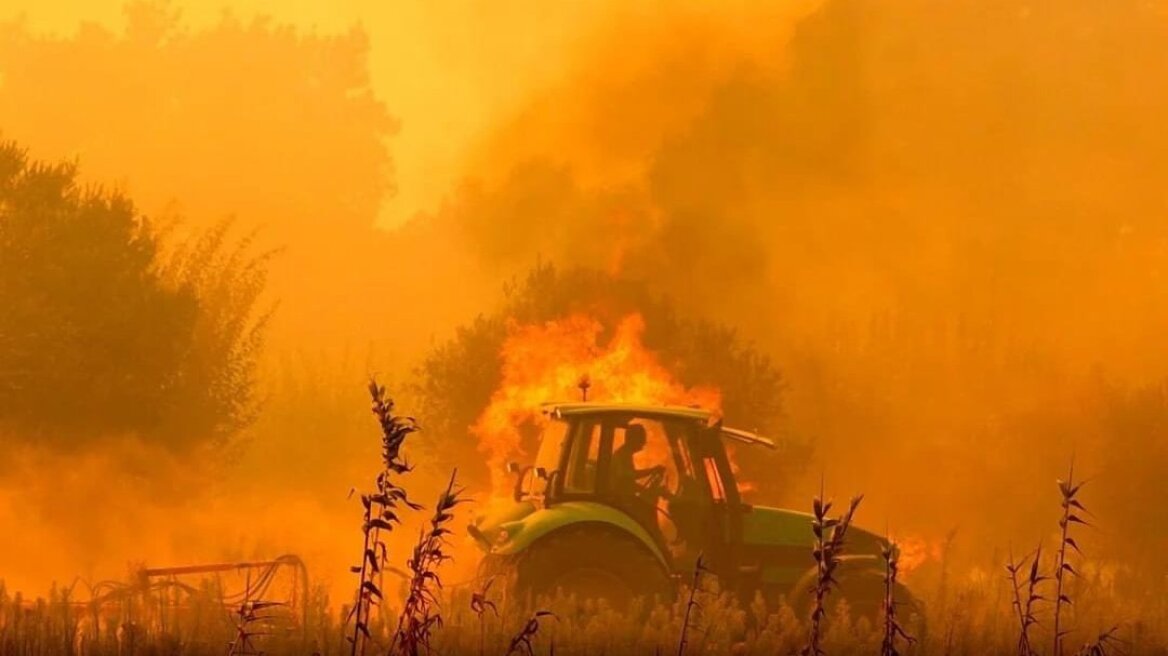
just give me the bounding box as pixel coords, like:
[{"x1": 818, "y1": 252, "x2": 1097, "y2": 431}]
[{"x1": 508, "y1": 525, "x2": 673, "y2": 609}]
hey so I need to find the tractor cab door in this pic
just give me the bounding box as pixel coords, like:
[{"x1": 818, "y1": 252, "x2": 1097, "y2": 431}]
[
  {"x1": 553, "y1": 414, "x2": 681, "y2": 521},
  {"x1": 669, "y1": 420, "x2": 746, "y2": 581},
  {"x1": 602, "y1": 417, "x2": 693, "y2": 547},
  {"x1": 550, "y1": 413, "x2": 743, "y2": 575}
]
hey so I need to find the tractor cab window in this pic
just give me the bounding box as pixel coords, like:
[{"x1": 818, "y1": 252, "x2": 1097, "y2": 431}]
[
  {"x1": 691, "y1": 428, "x2": 740, "y2": 507},
  {"x1": 609, "y1": 418, "x2": 704, "y2": 545},
  {"x1": 557, "y1": 414, "x2": 704, "y2": 518},
  {"x1": 527, "y1": 418, "x2": 570, "y2": 497},
  {"x1": 562, "y1": 419, "x2": 602, "y2": 494},
  {"x1": 703, "y1": 458, "x2": 728, "y2": 502},
  {"x1": 610, "y1": 419, "x2": 678, "y2": 499}
]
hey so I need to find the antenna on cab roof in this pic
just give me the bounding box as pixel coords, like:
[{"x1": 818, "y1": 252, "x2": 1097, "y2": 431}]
[{"x1": 577, "y1": 374, "x2": 591, "y2": 401}]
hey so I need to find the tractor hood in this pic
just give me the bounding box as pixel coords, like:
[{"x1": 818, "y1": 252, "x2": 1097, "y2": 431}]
[
  {"x1": 743, "y1": 505, "x2": 885, "y2": 555},
  {"x1": 467, "y1": 499, "x2": 538, "y2": 550},
  {"x1": 467, "y1": 499, "x2": 670, "y2": 568}
]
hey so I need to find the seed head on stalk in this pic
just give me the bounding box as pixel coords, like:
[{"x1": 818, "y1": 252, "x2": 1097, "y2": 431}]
[
  {"x1": 802, "y1": 482, "x2": 863, "y2": 656},
  {"x1": 393, "y1": 470, "x2": 468, "y2": 656},
  {"x1": 880, "y1": 539, "x2": 914, "y2": 656},
  {"x1": 346, "y1": 380, "x2": 422, "y2": 656},
  {"x1": 1053, "y1": 461, "x2": 1089, "y2": 656}
]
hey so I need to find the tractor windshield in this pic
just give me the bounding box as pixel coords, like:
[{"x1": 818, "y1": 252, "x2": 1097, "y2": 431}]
[{"x1": 529, "y1": 418, "x2": 569, "y2": 495}]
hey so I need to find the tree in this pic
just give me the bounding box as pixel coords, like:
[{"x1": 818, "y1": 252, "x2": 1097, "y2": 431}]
[{"x1": 0, "y1": 140, "x2": 267, "y2": 448}]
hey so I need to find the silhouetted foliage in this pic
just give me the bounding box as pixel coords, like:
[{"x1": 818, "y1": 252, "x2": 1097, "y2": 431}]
[{"x1": 0, "y1": 141, "x2": 267, "y2": 448}]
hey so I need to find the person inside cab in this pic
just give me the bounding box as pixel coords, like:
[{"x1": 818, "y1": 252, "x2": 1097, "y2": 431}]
[{"x1": 609, "y1": 424, "x2": 666, "y2": 498}]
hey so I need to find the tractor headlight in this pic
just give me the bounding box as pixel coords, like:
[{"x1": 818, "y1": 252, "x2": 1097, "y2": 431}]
[{"x1": 493, "y1": 521, "x2": 522, "y2": 548}]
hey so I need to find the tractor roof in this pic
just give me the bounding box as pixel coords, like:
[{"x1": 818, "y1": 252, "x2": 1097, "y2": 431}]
[
  {"x1": 541, "y1": 402, "x2": 776, "y2": 449},
  {"x1": 721, "y1": 426, "x2": 777, "y2": 450},
  {"x1": 542, "y1": 402, "x2": 711, "y2": 421}
]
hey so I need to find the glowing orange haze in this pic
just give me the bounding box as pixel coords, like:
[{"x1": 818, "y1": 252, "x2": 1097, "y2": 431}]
[{"x1": 472, "y1": 314, "x2": 721, "y2": 495}]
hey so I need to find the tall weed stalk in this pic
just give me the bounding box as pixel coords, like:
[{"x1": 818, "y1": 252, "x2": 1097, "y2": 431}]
[
  {"x1": 393, "y1": 470, "x2": 467, "y2": 656},
  {"x1": 346, "y1": 380, "x2": 422, "y2": 656},
  {"x1": 802, "y1": 487, "x2": 863, "y2": 656}
]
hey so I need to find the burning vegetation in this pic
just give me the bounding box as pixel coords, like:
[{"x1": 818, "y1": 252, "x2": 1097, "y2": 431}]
[{"x1": 472, "y1": 313, "x2": 721, "y2": 494}]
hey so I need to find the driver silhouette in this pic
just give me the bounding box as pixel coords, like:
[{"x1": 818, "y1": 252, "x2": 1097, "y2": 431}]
[{"x1": 610, "y1": 424, "x2": 665, "y2": 496}]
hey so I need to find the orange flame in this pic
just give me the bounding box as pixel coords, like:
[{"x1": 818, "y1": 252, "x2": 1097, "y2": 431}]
[
  {"x1": 471, "y1": 313, "x2": 721, "y2": 494},
  {"x1": 894, "y1": 535, "x2": 946, "y2": 574}
]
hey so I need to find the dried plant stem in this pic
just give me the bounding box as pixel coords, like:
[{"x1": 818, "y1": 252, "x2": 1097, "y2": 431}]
[
  {"x1": 346, "y1": 380, "x2": 422, "y2": 656},
  {"x1": 393, "y1": 470, "x2": 467, "y2": 656},
  {"x1": 507, "y1": 610, "x2": 556, "y2": 656},
  {"x1": 1007, "y1": 546, "x2": 1043, "y2": 656},
  {"x1": 881, "y1": 540, "x2": 914, "y2": 656},
  {"x1": 802, "y1": 482, "x2": 863, "y2": 656},
  {"x1": 470, "y1": 577, "x2": 498, "y2": 656},
  {"x1": 677, "y1": 554, "x2": 706, "y2": 656},
  {"x1": 226, "y1": 600, "x2": 283, "y2": 656},
  {"x1": 1054, "y1": 461, "x2": 1088, "y2": 656},
  {"x1": 1075, "y1": 626, "x2": 1121, "y2": 656}
]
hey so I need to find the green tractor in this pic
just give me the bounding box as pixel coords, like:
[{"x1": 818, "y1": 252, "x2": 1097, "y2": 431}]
[{"x1": 468, "y1": 402, "x2": 915, "y2": 618}]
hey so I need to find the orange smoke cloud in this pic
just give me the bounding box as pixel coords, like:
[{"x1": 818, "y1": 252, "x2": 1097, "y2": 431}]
[{"x1": 471, "y1": 313, "x2": 721, "y2": 493}]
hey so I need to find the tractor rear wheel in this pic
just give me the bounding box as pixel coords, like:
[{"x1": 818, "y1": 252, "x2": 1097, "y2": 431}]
[
  {"x1": 508, "y1": 525, "x2": 673, "y2": 609},
  {"x1": 789, "y1": 564, "x2": 924, "y2": 628}
]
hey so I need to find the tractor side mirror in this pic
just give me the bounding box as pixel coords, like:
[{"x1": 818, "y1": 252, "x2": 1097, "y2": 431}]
[
  {"x1": 535, "y1": 467, "x2": 548, "y2": 480},
  {"x1": 508, "y1": 462, "x2": 533, "y2": 502}
]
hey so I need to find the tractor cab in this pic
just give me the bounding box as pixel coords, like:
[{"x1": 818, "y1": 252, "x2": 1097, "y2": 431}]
[{"x1": 475, "y1": 403, "x2": 775, "y2": 585}]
